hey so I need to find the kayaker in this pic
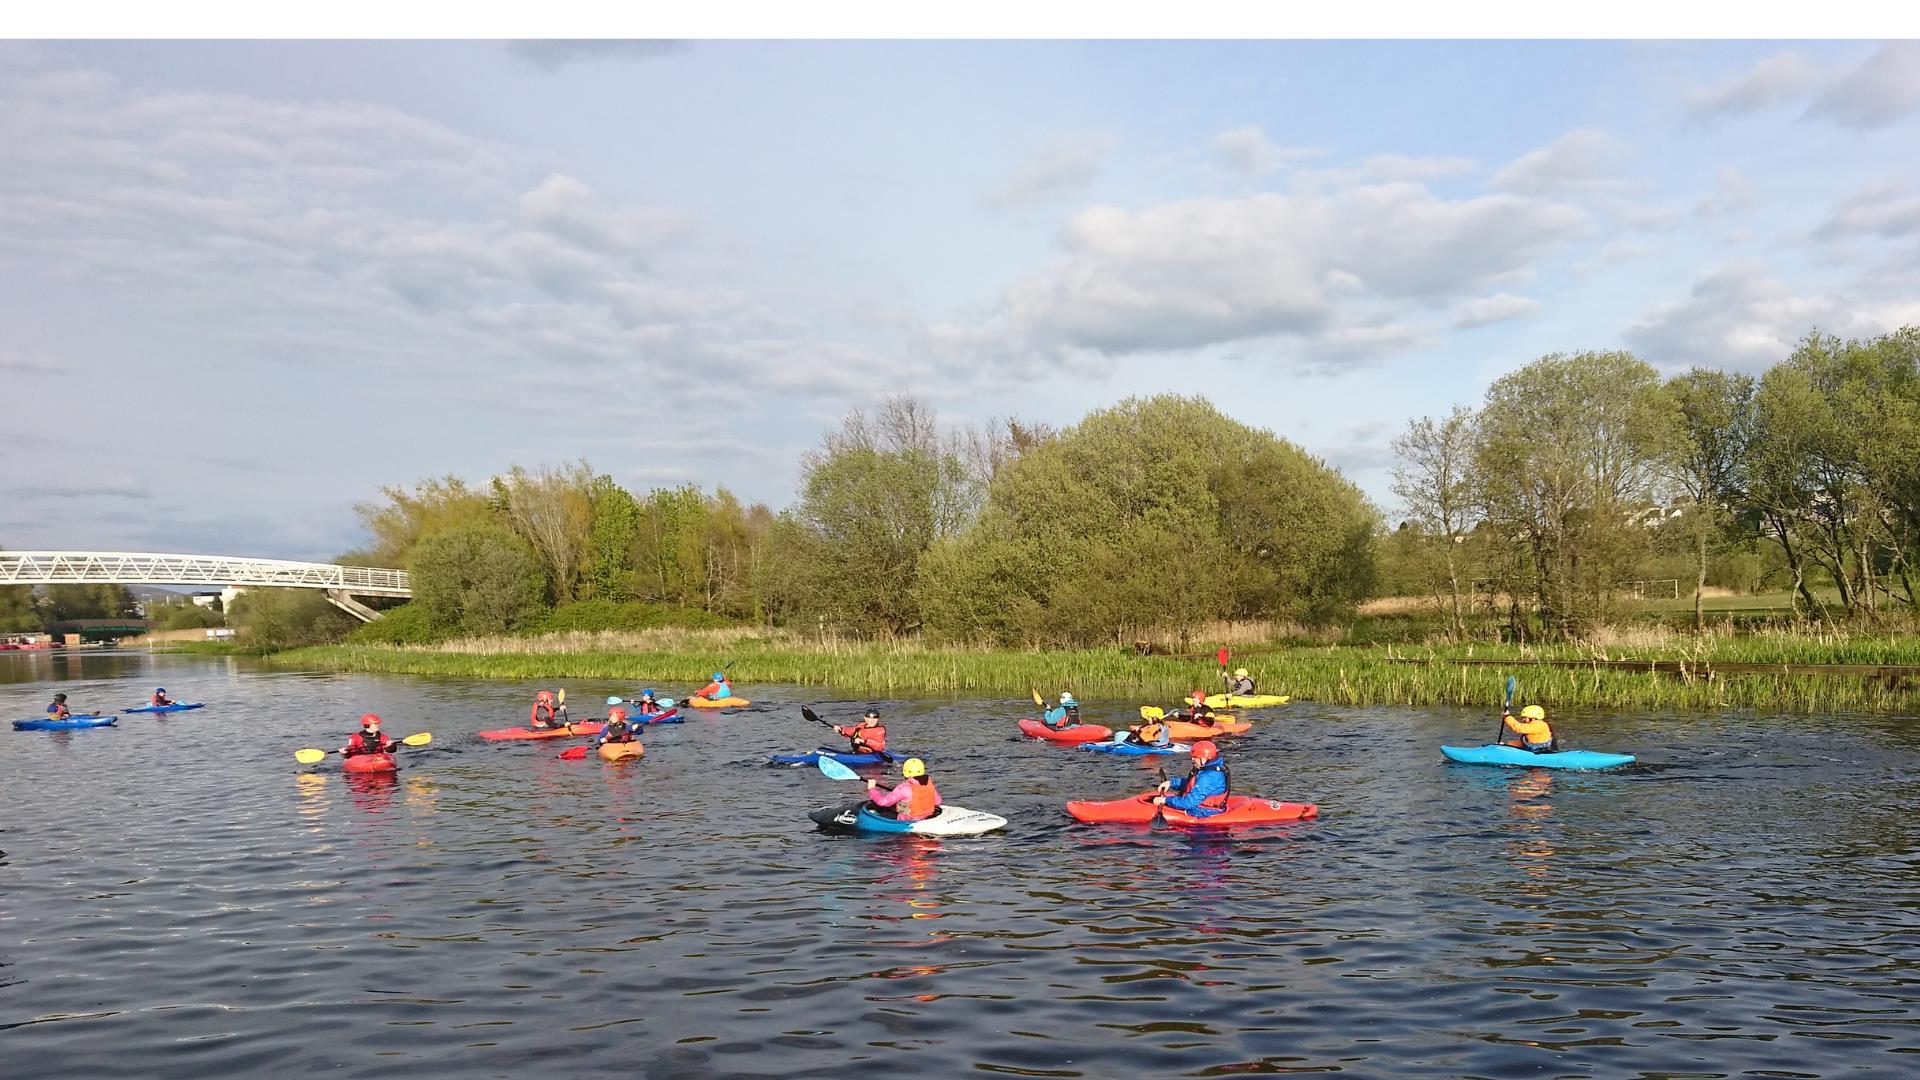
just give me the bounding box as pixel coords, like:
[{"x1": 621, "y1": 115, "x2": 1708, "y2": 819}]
[
  {"x1": 696, "y1": 671, "x2": 734, "y2": 701},
  {"x1": 1125, "y1": 717, "x2": 1172, "y2": 748},
  {"x1": 151, "y1": 687, "x2": 174, "y2": 707},
  {"x1": 1042, "y1": 692, "x2": 1080, "y2": 730},
  {"x1": 1222, "y1": 668, "x2": 1256, "y2": 695},
  {"x1": 835, "y1": 710, "x2": 888, "y2": 754},
  {"x1": 865, "y1": 757, "x2": 941, "y2": 821},
  {"x1": 340, "y1": 714, "x2": 398, "y2": 759},
  {"x1": 46, "y1": 692, "x2": 71, "y2": 720},
  {"x1": 1152, "y1": 740, "x2": 1229, "y2": 817},
  {"x1": 1500, "y1": 704, "x2": 1557, "y2": 752},
  {"x1": 1173, "y1": 690, "x2": 1218, "y2": 723},
  {"x1": 598, "y1": 706, "x2": 640, "y2": 747},
  {"x1": 635, "y1": 689, "x2": 662, "y2": 717},
  {"x1": 530, "y1": 690, "x2": 567, "y2": 729}
]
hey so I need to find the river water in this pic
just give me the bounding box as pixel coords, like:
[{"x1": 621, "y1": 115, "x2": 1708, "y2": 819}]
[{"x1": 2, "y1": 651, "x2": 1917, "y2": 1078}]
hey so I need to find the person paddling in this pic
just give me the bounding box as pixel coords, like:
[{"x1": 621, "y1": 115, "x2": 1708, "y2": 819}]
[
  {"x1": 1124, "y1": 716, "x2": 1173, "y2": 748},
  {"x1": 865, "y1": 757, "x2": 941, "y2": 822},
  {"x1": 695, "y1": 671, "x2": 734, "y2": 702},
  {"x1": 634, "y1": 689, "x2": 662, "y2": 717},
  {"x1": 1173, "y1": 690, "x2": 1219, "y2": 725},
  {"x1": 835, "y1": 710, "x2": 888, "y2": 754},
  {"x1": 598, "y1": 706, "x2": 641, "y2": 748},
  {"x1": 530, "y1": 690, "x2": 567, "y2": 729},
  {"x1": 1500, "y1": 704, "x2": 1557, "y2": 752},
  {"x1": 46, "y1": 692, "x2": 71, "y2": 720},
  {"x1": 340, "y1": 714, "x2": 398, "y2": 760},
  {"x1": 1221, "y1": 667, "x2": 1256, "y2": 696},
  {"x1": 1152, "y1": 740, "x2": 1229, "y2": 818},
  {"x1": 1042, "y1": 692, "x2": 1080, "y2": 730},
  {"x1": 150, "y1": 687, "x2": 174, "y2": 707}
]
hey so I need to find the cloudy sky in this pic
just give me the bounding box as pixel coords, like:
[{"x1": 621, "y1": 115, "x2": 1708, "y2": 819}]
[{"x1": 5, "y1": 39, "x2": 1919, "y2": 561}]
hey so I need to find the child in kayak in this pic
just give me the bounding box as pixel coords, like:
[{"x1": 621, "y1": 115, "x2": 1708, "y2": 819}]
[
  {"x1": 46, "y1": 692, "x2": 71, "y2": 720},
  {"x1": 1221, "y1": 668, "x2": 1256, "y2": 695},
  {"x1": 836, "y1": 710, "x2": 888, "y2": 754},
  {"x1": 866, "y1": 757, "x2": 940, "y2": 821},
  {"x1": 1500, "y1": 705, "x2": 1557, "y2": 752},
  {"x1": 151, "y1": 687, "x2": 174, "y2": 707},
  {"x1": 598, "y1": 707, "x2": 640, "y2": 748},
  {"x1": 695, "y1": 671, "x2": 734, "y2": 702},
  {"x1": 341, "y1": 714, "x2": 398, "y2": 760},
  {"x1": 634, "y1": 689, "x2": 662, "y2": 717},
  {"x1": 1042, "y1": 692, "x2": 1080, "y2": 730},
  {"x1": 1152, "y1": 740, "x2": 1229, "y2": 817},
  {"x1": 1171, "y1": 690, "x2": 1218, "y2": 723},
  {"x1": 1124, "y1": 717, "x2": 1172, "y2": 748},
  {"x1": 530, "y1": 690, "x2": 567, "y2": 729}
]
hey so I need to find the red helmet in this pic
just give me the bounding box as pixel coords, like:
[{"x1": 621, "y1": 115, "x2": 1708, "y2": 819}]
[
  {"x1": 536, "y1": 690, "x2": 554, "y2": 703},
  {"x1": 1191, "y1": 690, "x2": 1206, "y2": 703},
  {"x1": 607, "y1": 706, "x2": 627, "y2": 722},
  {"x1": 359, "y1": 713, "x2": 381, "y2": 728},
  {"x1": 1190, "y1": 740, "x2": 1219, "y2": 765}
]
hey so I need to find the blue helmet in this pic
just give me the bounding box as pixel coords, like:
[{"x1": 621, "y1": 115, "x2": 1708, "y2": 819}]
[
  {"x1": 712, "y1": 671, "x2": 725, "y2": 681},
  {"x1": 642, "y1": 689, "x2": 656, "y2": 699},
  {"x1": 155, "y1": 687, "x2": 165, "y2": 694}
]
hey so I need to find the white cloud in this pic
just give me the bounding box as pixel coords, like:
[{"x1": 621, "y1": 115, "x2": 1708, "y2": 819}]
[
  {"x1": 518, "y1": 173, "x2": 695, "y2": 255},
  {"x1": 1211, "y1": 126, "x2": 1322, "y2": 176},
  {"x1": 1817, "y1": 180, "x2": 1920, "y2": 240},
  {"x1": 1807, "y1": 42, "x2": 1920, "y2": 129},
  {"x1": 1490, "y1": 129, "x2": 1630, "y2": 197},
  {"x1": 979, "y1": 135, "x2": 1113, "y2": 208},
  {"x1": 1694, "y1": 167, "x2": 1755, "y2": 219},
  {"x1": 1452, "y1": 293, "x2": 1542, "y2": 329},
  {"x1": 1687, "y1": 52, "x2": 1820, "y2": 119},
  {"x1": 1625, "y1": 262, "x2": 1884, "y2": 369}
]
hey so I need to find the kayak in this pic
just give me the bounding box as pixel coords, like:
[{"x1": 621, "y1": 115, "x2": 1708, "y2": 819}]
[
  {"x1": 634, "y1": 707, "x2": 682, "y2": 725},
  {"x1": 1083, "y1": 739, "x2": 1191, "y2": 756},
  {"x1": 1066, "y1": 793, "x2": 1320, "y2": 827},
  {"x1": 13, "y1": 715, "x2": 117, "y2": 731},
  {"x1": 768, "y1": 749, "x2": 907, "y2": 767},
  {"x1": 342, "y1": 752, "x2": 396, "y2": 773},
  {"x1": 1165, "y1": 719, "x2": 1251, "y2": 739},
  {"x1": 598, "y1": 741, "x2": 645, "y2": 762},
  {"x1": 124, "y1": 702, "x2": 206, "y2": 714},
  {"x1": 477, "y1": 722, "x2": 605, "y2": 742},
  {"x1": 1018, "y1": 718, "x2": 1113, "y2": 743},
  {"x1": 1204, "y1": 693, "x2": 1290, "y2": 709},
  {"x1": 689, "y1": 696, "x2": 751, "y2": 708},
  {"x1": 809, "y1": 800, "x2": 1008, "y2": 837},
  {"x1": 1441, "y1": 744, "x2": 1636, "y2": 770}
]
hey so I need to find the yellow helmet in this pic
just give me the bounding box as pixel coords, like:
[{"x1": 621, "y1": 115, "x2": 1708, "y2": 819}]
[
  {"x1": 1234, "y1": 668, "x2": 1249, "y2": 677},
  {"x1": 901, "y1": 758, "x2": 926, "y2": 779},
  {"x1": 1520, "y1": 705, "x2": 1546, "y2": 721}
]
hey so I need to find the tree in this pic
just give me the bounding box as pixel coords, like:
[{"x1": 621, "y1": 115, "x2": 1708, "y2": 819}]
[
  {"x1": 1651, "y1": 368, "x2": 1756, "y2": 632},
  {"x1": 227, "y1": 589, "x2": 356, "y2": 648},
  {"x1": 354, "y1": 476, "x2": 497, "y2": 567},
  {"x1": 43, "y1": 583, "x2": 136, "y2": 621},
  {"x1": 1473, "y1": 351, "x2": 1664, "y2": 637},
  {"x1": 1392, "y1": 405, "x2": 1479, "y2": 639},
  {"x1": 408, "y1": 523, "x2": 545, "y2": 634},
  {"x1": 493, "y1": 461, "x2": 595, "y2": 604},
  {"x1": 584, "y1": 474, "x2": 641, "y2": 601}
]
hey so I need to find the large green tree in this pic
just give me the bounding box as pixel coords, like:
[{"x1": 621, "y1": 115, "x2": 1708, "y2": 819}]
[
  {"x1": 1651, "y1": 368, "x2": 1757, "y2": 632},
  {"x1": 408, "y1": 522, "x2": 545, "y2": 634}
]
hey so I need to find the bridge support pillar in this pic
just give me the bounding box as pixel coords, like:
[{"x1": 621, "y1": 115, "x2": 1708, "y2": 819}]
[{"x1": 324, "y1": 590, "x2": 384, "y2": 623}]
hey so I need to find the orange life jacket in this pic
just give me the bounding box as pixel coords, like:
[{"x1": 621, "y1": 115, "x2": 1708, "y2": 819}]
[
  {"x1": 1503, "y1": 715, "x2": 1554, "y2": 749},
  {"x1": 838, "y1": 722, "x2": 887, "y2": 752},
  {"x1": 531, "y1": 699, "x2": 557, "y2": 726},
  {"x1": 903, "y1": 776, "x2": 940, "y2": 821}
]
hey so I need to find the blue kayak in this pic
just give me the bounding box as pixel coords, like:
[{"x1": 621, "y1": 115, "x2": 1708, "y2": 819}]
[
  {"x1": 1441, "y1": 744, "x2": 1635, "y2": 770},
  {"x1": 769, "y1": 749, "x2": 906, "y2": 767},
  {"x1": 124, "y1": 702, "x2": 205, "y2": 714},
  {"x1": 1084, "y1": 739, "x2": 1190, "y2": 756},
  {"x1": 14, "y1": 715, "x2": 118, "y2": 731},
  {"x1": 634, "y1": 707, "x2": 683, "y2": 725}
]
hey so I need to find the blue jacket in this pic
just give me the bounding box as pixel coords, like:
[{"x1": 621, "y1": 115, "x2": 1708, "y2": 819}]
[
  {"x1": 1163, "y1": 761, "x2": 1228, "y2": 816},
  {"x1": 1042, "y1": 705, "x2": 1078, "y2": 728}
]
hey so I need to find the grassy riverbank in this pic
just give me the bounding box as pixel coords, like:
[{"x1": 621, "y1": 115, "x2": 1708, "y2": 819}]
[{"x1": 270, "y1": 626, "x2": 1920, "y2": 713}]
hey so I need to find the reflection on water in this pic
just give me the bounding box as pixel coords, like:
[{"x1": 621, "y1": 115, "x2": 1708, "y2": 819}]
[{"x1": 2, "y1": 652, "x2": 1918, "y2": 1078}]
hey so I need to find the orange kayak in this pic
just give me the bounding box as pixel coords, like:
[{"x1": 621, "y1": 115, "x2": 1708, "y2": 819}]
[
  {"x1": 1165, "y1": 719, "x2": 1250, "y2": 739},
  {"x1": 597, "y1": 741, "x2": 644, "y2": 762}
]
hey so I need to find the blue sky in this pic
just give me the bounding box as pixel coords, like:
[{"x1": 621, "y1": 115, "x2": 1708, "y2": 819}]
[{"x1": 5, "y1": 39, "x2": 1919, "y2": 561}]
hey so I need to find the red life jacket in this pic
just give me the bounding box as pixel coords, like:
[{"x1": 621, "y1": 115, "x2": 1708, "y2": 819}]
[
  {"x1": 903, "y1": 777, "x2": 940, "y2": 821},
  {"x1": 346, "y1": 731, "x2": 389, "y2": 756},
  {"x1": 838, "y1": 722, "x2": 887, "y2": 752},
  {"x1": 531, "y1": 700, "x2": 558, "y2": 726}
]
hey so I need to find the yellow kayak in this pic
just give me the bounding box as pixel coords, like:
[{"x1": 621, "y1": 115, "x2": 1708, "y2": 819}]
[
  {"x1": 1204, "y1": 693, "x2": 1290, "y2": 709},
  {"x1": 598, "y1": 741, "x2": 645, "y2": 761},
  {"x1": 689, "y1": 696, "x2": 751, "y2": 708}
]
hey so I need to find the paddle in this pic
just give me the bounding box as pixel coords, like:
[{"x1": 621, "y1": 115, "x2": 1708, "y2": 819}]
[
  {"x1": 1496, "y1": 675, "x2": 1516, "y2": 745},
  {"x1": 1031, "y1": 688, "x2": 1045, "y2": 709},
  {"x1": 817, "y1": 756, "x2": 861, "y2": 781},
  {"x1": 296, "y1": 732, "x2": 431, "y2": 765},
  {"x1": 1139, "y1": 706, "x2": 1166, "y2": 721},
  {"x1": 801, "y1": 705, "x2": 837, "y2": 730}
]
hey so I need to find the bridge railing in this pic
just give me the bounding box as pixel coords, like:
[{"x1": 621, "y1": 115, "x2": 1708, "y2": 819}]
[{"x1": 0, "y1": 551, "x2": 411, "y2": 596}]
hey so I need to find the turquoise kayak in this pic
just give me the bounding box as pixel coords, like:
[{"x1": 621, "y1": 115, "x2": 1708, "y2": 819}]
[
  {"x1": 14, "y1": 715, "x2": 118, "y2": 731},
  {"x1": 1441, "y1": 744, "x2": 1635, "y2": 770},
  {"x1": 1083, "y1": 739, "x2": 1190, "y2": 756},
  {"x1": 124, "y1": 703, "x2": 205, "y2": 714}
]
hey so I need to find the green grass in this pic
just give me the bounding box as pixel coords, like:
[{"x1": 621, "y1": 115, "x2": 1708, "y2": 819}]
[{"x1": 271, "y1": 630, "x2": 1920, "y2": 714}]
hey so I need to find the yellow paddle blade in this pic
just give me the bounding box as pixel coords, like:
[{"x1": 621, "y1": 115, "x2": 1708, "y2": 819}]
[
  {"x1": 1031, "y1": 688, "x2": 1044, "y2": 707},
  {"x1": 557, "y1": 688, "x2": 566, "y2": 707},
  {"x1": 1140, "y1": 706, "x2": 1165, "y2": 720},
  {"x1": 294, "y1": 748, "x2": 327, "y2": 764},
  {"x1": 401, "y1": 732, "x2": 432, "y2": 747}
]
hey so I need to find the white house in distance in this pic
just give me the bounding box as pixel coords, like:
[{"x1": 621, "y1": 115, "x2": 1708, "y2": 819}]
[{"x1": 188, "y1": 587, "x2": 248, "y2": 609}]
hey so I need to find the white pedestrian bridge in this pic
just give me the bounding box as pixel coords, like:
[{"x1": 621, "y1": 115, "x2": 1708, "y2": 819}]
[{"x1": 0, "y1": 551, "x2": 409, "y2": 621}]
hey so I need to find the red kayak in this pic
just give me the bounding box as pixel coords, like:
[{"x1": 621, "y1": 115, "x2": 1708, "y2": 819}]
[
  {"x1": 342, "y1": 752, "x2": 396, "y2": 773},
  {"x1": 1066, "y1": 793, "x2": 1319, "y2": 827},
  {"x1": 1018, "y1": 718, "x2": 1113, "y2": 743},
  {"x1": 477, "y1": 722, "x2": 604, "y2": 742}
]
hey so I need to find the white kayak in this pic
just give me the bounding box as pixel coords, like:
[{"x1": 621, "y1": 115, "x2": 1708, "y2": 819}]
[{"x1": 809, "y1": 801, "x2": 1009, "y2": 836}]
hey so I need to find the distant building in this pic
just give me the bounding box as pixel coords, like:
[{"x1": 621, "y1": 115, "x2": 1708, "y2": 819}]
[{"x1": 189, "y1": 592, "x2": 223, "y2": 609}]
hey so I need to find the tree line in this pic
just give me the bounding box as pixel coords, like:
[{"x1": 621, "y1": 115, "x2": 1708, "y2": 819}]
[
  {"x1": 342, "y1": 394, "x2": 1377, "y2": 647},
  {"x1": 1389, "y1": 329, "x2": 1920, "y2": 639}
]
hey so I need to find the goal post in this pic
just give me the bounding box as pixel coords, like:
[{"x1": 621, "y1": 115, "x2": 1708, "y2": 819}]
[{"x1": 1625, "y1": 578, "x2": 1681, "y2": 600}]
